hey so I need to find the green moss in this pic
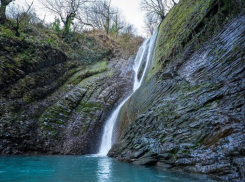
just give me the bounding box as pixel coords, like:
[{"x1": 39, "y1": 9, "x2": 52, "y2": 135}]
[
  {"x1": 89, "y1": 59, "x2": 108, "y2": 73},
  {"x1": 147, "y1": 0, "x2": 244, "y2": 81},
  {"x1": 65, "y1": 60, "x2": 108, "y2": 87},
  {"x1": 182, "y1": 150, "x2": 191, "y2": 154},
  {"x1": 0, "y1": 26, "x2": 17, "y2": 38},
  {"x1": 155, "y1": 0, "x2": 212, "y2": 66},
  {"x1": 196, "y1": 135, "x2": 206, "y2": 146},
  {"x1": 38, "y1": 61, "x2": 111, "y2": 133},
  {"x1": 189, "y1": 82, "x2": 210, "y2": 92},
  {"x1": 83, "y1": 124, "x2": 88, "y2": 132},
  {"x1": 236, "y1": 93, "x2": 242, "y2": 98},
  {"x1": 84, "y1": 101, "x2": 103, "y2": 108},
  {"x1": 215, "y1": 100, "x2": 221, "y2": 104}
]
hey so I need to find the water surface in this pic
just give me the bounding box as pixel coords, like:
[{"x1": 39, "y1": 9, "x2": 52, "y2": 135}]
[{"x1": 0, "y1": 155, "x2": 222, "y2": 182}]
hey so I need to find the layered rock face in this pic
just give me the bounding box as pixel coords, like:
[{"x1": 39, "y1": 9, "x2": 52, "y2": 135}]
[
  {"x1": 0, "y1": 35, "x2": 134, "y2": 155},
  {"x1": 109, "y1": 0, "x2": 245, "y2": 181}
]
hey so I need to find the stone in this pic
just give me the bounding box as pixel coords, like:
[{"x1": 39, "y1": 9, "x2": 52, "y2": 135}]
[{"x1": 109, "y1": 1, "x2": 245, "y2": 181}]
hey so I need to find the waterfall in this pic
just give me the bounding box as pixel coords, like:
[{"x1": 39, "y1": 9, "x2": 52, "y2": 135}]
[{"x1": 98, "y1": 31, "x2": 158, "y2": 156}]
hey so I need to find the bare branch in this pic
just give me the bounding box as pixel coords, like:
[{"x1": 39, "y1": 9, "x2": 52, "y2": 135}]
[
  {"x1": 141, "y1": 0, "x2": 179, "y2": 35},
  {"x1": 39, "y1": 0, "x2": 91, "y2": 34}
]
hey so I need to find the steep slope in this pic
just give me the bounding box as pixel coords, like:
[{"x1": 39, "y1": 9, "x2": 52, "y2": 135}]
[
  {"x1": 0, "y1": 31, "x2": 135, "y2": 155},
  {"x1": 109, "y1": 0, "x2": 245, "y2": 181}
]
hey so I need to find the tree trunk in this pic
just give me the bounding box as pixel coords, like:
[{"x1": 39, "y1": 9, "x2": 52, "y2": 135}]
[
  {"x1": 63, "y1": 20, "x2": 71, "y2": 35},
  {"x1": 106, "y1": 17, "x2": 109, "y2": 34},
  {"x1": 14, "y1": 16, "x2": 20, "y2": 37},
  {"x1": 105, "y1": 6, "x2": 110, "y2": 34},
  {"x1": 0, "y1": 5, "x2": 7, "y2": 24},
  {"x1": 14, "y1": 27, "x2": 20, "y2": 37},
  {"x1": 115, "y1": 15, "x2": 118, "y2": 34},
  {"x1": 0, "y1": 0, "x2": 13, "y2": 24},
  {"x1": 62, "y1": 13, "x2": 75, "y2": 36}
]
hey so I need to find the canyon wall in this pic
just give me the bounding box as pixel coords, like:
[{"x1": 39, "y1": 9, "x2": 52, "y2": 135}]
[{"x1": 109, "y1": 0, "x2": 245, "y2": 181}]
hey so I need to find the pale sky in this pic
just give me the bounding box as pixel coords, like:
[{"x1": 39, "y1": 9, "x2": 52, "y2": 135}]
[
  {"x1": 10, "y1": 0, "x2": 146, "y2": 36},
  {"x1": 111, "y1": 0, "x2": 145, "y2": 36}
]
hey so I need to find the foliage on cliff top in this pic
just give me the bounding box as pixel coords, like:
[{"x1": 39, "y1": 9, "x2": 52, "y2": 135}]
[{"x1": 0, "y1": 19, "x2": 143, "y2": 66}]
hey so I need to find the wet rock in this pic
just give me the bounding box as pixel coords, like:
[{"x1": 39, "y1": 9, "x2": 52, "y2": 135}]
[
  {"x1": 109, "y1": 2, "x2": 245, "y2": 182},
  {"x1": 133, "y1": 157, "x2": 158, "y2": 165},
  {"x1": 0, "y1": 35, "x2": 135, "y2": 155}
]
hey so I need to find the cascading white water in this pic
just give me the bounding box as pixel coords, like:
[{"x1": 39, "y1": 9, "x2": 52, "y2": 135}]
[{"x1": 98, "y1": 31, "x2": 158, "y2": 156}]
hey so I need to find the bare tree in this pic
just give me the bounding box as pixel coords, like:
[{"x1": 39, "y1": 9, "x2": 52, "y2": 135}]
[
  {"x1": 7, "y1": 1, "x2": 34, "y2": 37},
  {"x1": 79, "y1": 0, "x2": 118, "y2": 34},
  {"x1": 110, "y1": 10, "x2": 125, "y2": 34},
  {"x1": 78, "y1": 0, "x2": 105, "y2": 30},
  {"x1": 141, "y1": 0, "x2": 178, "y2": 21},
  {"x1": 39, "y1": 0, "x2": 89, "y2": 35},
  {"x1": 102, "y1": 0, "x2": 114, "y2": 34},
  {"x1": 144, "y1": 13, "x2": 159, "y2": 37},
  {"x1": 141, "y1": 0, "x2": 178, "y2": 35},
  {"x1": 0, "y1": 0, "x2": 13, "y2": 24},
  {"x1": 141, "y1": 0, "x2": 166, "y2": 21},
  {"x1": 122, "y1": 23, "x2": 137, "y2": 37}
]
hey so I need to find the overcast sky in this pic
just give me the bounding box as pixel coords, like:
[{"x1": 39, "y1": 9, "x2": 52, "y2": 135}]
[
  {"x1": 10, "y1": 0, "x2": 146, "y2": 36},
  {"x1": 111, "y1": 0, "x2": 145, "y2": 36}
]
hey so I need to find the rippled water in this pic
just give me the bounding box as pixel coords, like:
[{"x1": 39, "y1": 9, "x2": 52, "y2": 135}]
[{"x1": 0, "y1": 156, "x2": 221, "y2": 182}]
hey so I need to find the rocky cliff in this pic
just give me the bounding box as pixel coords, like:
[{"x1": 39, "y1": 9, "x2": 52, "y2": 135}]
[
  {"x1": 109, "y1": 0, "x2": 245, "y2": 181},
  {"x1": 0, "y1": 31, "x2": 135, "y2": 155},
  {"x1": 1, "y1": 0, "x2": 245, "y2": 181}
]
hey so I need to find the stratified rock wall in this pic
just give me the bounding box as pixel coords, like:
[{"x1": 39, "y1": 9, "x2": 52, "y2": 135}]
[
  {"x1": 109, "y1": 0, "x2": 245, "y2": 181},
  {"x1": 0, "y1": 35, "x2": 134, "y2": 155}
]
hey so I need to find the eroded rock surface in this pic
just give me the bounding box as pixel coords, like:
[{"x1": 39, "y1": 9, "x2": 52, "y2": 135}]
[
  {"x1": 109, "y1": 1, "x2": 245, "y2": 181},
  {"x1": 0, "y1": 36, "x2": 134, "y2": 155}
]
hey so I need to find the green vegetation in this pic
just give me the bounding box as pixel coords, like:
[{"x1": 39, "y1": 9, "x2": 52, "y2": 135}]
[
  {"x1": 0, "y1": 0, "x2": 143, "y2": 63},
  {"x1": 38, "y1": 58, "x2": 112, "y2": 134},
  {"x1": 0, "y1": 2, "x2": 142, "y2": 135},
  {"x1": 147, "y1": 0, "x2": 245, "y2": 79}
]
